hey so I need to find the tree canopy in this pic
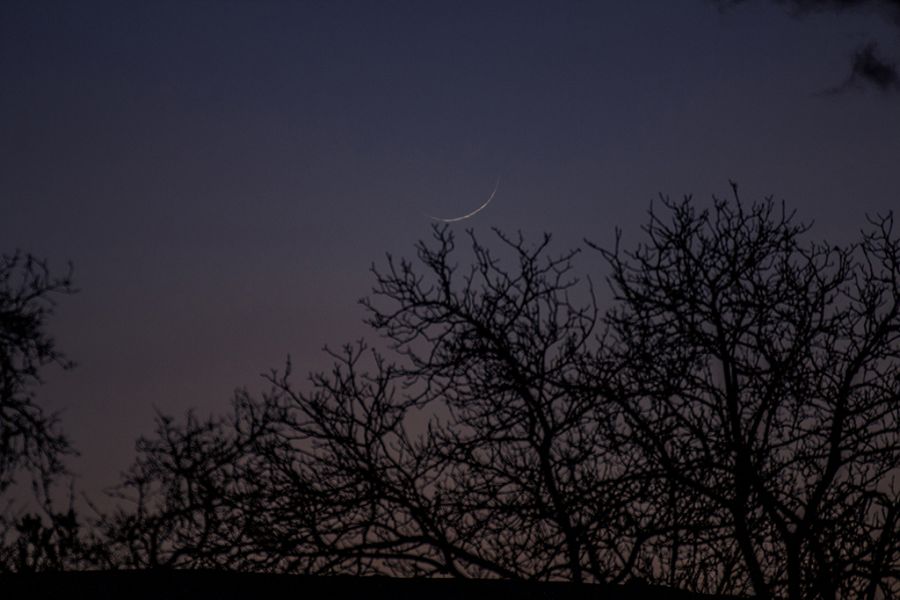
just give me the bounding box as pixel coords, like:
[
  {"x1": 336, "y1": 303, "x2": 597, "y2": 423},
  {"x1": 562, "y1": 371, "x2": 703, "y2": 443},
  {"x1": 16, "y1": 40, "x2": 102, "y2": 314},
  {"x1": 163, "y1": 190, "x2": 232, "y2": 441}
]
[
  {"x1": 97, "y1": 190, "x2": 900, "y2": 599},
  {"x1": 4, "y1": 190, "x2": 900, "y2": 599},
  {"x1": 0, "y1": 251, "x2": 83, "y2": 571},
  {"x1": 0, "y1": 251, "x2": 75, "y2": 498}
]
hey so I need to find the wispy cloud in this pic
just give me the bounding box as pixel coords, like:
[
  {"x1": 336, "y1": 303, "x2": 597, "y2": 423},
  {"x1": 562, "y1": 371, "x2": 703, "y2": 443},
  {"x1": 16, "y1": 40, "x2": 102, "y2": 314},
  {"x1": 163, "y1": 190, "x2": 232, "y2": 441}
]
[
  {"x1": 821, "y1": 42, "x2": 900, "y2": 94},
  {"x1": 715, "y1": 0, "x2": 900, "y2": 93}
]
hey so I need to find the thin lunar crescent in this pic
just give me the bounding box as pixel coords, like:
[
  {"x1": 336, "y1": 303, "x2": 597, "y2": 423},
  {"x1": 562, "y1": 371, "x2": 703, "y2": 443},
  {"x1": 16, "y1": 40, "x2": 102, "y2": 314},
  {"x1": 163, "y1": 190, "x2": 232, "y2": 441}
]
[{"x1": 428, "y1": 178, "x2": 500, "y2": 223}]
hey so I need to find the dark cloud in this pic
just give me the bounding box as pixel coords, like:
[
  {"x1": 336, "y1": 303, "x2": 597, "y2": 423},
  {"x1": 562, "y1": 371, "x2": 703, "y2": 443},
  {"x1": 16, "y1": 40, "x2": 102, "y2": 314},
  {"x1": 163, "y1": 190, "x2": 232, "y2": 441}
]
[
  {"x1": 849, "y1": 42, "x2": 900, "y2": 89},
  {"x1": 716, "y1": 0, "x2": 900, "y2": 92},
  {"x1": 821, "y1": 42, "x2": 900, "y2": 93}
]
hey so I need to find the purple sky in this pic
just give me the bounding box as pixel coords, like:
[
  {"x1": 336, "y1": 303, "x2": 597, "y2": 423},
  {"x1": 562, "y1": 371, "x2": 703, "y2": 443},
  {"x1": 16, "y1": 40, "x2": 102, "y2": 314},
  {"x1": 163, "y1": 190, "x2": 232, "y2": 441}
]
[{"x1": 2, "y1": 0, "x2": 899, "y2": 500}]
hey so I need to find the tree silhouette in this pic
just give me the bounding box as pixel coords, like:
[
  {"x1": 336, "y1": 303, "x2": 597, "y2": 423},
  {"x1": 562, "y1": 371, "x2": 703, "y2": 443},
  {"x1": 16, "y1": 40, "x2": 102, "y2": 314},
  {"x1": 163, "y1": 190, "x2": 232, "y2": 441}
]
[
  {"x1": 0, "y1": 251, "x2": 75, "y2": 497},
  {"x1": 0, "y1": 251, "x2": 87, "y2": 572},
  {"x1": 98, "y1": 397, "x2": 289, "y2": 570},
  {"x1": 102, "y1": 229, "x2": 655, "y2": 581},
  {"x1": 101, "y1": 191, "x2": 900, "y2": 599},
  {"x1": 597, "y1": 188, "x2": 900, "y2": 598}
]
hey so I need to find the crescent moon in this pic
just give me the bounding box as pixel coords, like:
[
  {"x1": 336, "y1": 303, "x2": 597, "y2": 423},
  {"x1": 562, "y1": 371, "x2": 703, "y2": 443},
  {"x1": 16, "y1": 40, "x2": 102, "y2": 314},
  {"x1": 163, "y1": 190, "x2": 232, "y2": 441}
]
[{"x1": 428, "y1": 178, "x2": 500, "y2": 223}]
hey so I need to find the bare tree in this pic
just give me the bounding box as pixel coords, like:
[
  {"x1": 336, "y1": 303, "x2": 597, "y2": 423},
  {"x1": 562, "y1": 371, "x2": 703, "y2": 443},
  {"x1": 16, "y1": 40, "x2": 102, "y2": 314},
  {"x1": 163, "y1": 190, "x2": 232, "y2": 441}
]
[
  {"x1": 97, "y1": 393, "x2": 289, "y2": 570},
  {"x1": 0, "y1": 251, "x2": 86, "y2": 572},
  {"x1": 596, "y1": 188, "x2": 900, "y2": 599},
  {"x1": 0, "y1": 251, "x2": 75, "y2": 496},
  {"x1": 103, "y1": 227, "x2": 658, "y2": 582},
  {"x1": 103, "y1": 190, "x2": 900, "y2": 599}
]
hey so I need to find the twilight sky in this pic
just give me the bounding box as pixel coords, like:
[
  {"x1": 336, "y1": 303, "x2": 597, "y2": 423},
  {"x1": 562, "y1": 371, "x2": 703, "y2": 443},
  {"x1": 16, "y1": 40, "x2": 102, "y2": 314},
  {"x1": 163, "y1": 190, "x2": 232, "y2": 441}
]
[{"x1": 2, "y1": 0, "x2": 899, "y2": 499}]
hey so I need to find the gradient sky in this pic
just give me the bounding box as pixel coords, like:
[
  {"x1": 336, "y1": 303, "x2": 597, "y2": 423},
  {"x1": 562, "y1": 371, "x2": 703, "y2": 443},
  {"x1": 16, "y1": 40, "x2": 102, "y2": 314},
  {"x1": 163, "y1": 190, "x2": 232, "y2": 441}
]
[{"x1": 2, "y1": 0, "x2": 899, "y2": 500}]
